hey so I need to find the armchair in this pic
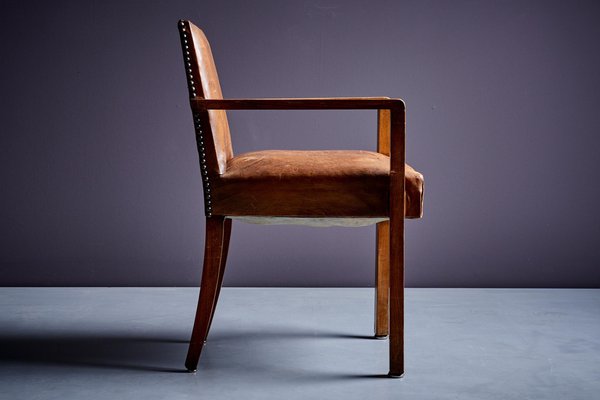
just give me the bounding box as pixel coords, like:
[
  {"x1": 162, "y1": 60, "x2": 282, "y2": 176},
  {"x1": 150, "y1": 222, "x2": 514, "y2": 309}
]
[{"x1": 177, "y1": 20, "x2": 424, "y2": 378}]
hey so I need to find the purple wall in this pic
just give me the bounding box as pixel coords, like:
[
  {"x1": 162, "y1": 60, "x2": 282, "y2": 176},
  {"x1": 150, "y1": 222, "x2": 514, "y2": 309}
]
[{"x1": 1, "y1": 0, "x2": 599, "y2": 287}]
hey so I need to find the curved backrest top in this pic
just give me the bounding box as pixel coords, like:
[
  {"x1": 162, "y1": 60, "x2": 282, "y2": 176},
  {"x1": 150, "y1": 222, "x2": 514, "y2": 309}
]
[{"x1": 178, "y1": 20, "x2": 233, "y2": 175}]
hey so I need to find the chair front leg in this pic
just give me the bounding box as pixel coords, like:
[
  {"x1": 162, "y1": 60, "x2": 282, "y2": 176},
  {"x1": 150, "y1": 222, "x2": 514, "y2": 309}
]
[
  {"x1": 375, "y1": 220, "x2": 390, "y2": 338},
  {"x1": 388, "y1": 105, "x2": 406, "y2": 378},
  {"x1": 388, "y1": 214, "x2": 404, "y2": 378},
  {"x1": 185, "y1": 216, "x2": 226, "y2": 372}
]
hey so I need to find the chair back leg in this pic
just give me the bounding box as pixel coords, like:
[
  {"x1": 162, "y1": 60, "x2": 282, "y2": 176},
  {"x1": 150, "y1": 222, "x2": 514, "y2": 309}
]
[
  {"x1": 375, "y1": 220, "x2": 390, "y2": 338},
  {"x1": 185, "y1": 216, "x2": 227, "y2": 372},
  {"x1": 208, "y1": 218, "x2": 232, "y2": 332}
]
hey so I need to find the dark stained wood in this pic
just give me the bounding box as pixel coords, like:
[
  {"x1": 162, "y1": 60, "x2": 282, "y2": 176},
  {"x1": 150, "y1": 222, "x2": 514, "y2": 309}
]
[
  {"x1": 185, "y1": 216, "x2": 226, "y2": 372},
  {"x1": 208, "y1": 218, "x2": 232, "y2": 332},
  {"x1": 374, "y1": 109, "x2": 391, "y2": 337},
  {"x1": 191, "y1": 97, "x2": 405, "y2": 111},
  {"x1": 388, "y1": 105, "x2": 406, "y2": 378}
]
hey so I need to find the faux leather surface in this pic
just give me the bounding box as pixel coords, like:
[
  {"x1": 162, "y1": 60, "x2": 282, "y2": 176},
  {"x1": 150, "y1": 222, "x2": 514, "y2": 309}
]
[{"x1": 212, "y1": 150, "x2": 424, "y2": 218}]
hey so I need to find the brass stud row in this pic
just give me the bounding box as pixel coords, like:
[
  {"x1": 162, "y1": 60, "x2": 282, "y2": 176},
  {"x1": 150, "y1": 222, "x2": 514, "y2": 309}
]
[
  {"x1": 194, "y1": 114, "x2": 212, "y2": 217},
  {"x1": 179, "y1": 21, "x2": 196, "y2": 98},
  {"x1": 180, "y1": 21, "x2": 211, "y2": 217}
]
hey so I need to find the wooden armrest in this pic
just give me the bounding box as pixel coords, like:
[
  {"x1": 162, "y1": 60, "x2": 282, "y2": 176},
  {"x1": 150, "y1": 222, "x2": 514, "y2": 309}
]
[
  {"x1": 192, "y1": 97, "x2": 406, "y2": 198},
  {"x1": 190, "y1": 97, "x2": 405, "y2": 111}
]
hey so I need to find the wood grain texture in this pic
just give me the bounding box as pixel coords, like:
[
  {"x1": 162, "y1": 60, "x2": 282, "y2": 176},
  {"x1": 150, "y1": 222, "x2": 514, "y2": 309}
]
[
  {"x1": 185, "y1": 216, "x2": 226, "y2": 372},
  {"x1": 388, "y1": 106, "x2": 406, "y2": 377},
  {"x1": 375, "y1": 109, "x2": 391, "y2": 337},
  {"x1": 375, "y1": 220, "x2": 390, "y2": 337},
  {"x1": 377, "y1": 109, "x2": 391, "y2": 156},
  {"x1": 208, "y1": 218, "x2": 232, "y2": 333}
]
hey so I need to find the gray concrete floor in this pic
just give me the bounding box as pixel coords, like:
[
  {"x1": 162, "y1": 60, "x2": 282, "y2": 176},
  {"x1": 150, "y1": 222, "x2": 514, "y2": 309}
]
[{"x1": 0, "y1": 288, "x2": 598, "y2": 399}]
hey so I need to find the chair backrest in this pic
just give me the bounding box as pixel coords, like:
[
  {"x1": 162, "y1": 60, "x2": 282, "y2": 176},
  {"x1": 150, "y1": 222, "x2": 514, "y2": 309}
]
[{"x1": 178, "y1": 20, "x2": 233, "y2": 178}]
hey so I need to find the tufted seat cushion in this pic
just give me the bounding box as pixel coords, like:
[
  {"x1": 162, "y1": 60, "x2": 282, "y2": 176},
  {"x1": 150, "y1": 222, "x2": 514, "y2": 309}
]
[{"x1": 210, "y1": 150, "x2": 423, "y2": 220}]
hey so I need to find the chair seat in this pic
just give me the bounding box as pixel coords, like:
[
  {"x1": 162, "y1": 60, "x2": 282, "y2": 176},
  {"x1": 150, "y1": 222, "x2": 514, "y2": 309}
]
[{"x1": 211, "y1": 150, "x2": 424, "y2": 218}]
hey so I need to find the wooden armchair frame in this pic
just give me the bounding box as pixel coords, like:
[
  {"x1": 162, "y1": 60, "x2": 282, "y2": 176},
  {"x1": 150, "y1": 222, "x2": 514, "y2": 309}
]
[{"x1": 178, "y1": 20, "x2": 419, "y2": 378}]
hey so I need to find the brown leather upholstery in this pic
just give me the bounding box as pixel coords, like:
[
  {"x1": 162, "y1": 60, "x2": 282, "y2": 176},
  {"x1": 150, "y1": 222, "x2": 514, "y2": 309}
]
[
  {"x1": 211, "y1": 150, "x2": 424, "y2": 218},
  {"x1": 187, "y1": 23, "x2": 233, "y2": 174},
  {"x1": 180, "y1": 20, "x2": 424, "y2": 221}
]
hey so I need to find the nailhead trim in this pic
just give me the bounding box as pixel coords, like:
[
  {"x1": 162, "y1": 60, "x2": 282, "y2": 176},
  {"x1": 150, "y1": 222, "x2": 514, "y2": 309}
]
[
  {"x1": 193, "y1": 113, "x2": 212, "y2": 216},
  {"x1": 180, "y1": 21, "x2": 212, "y2": 217},
  {"x1": 179, "y1": 21, "x2": 196, "y2": 98}
]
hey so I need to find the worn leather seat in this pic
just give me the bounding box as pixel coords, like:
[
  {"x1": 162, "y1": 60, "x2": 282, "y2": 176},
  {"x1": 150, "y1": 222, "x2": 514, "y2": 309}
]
[{"x1": 212, "y1": 150, "x2": 424, "y2": 219}]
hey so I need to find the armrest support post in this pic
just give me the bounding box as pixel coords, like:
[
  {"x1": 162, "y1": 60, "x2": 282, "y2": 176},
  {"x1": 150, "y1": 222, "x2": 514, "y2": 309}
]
[
  {"x1": 388, "y1": 103, "x2": 406, "y2": 377},
  {"x1": 377, "y1": 109, "x2": 391, "y2": 156}
]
